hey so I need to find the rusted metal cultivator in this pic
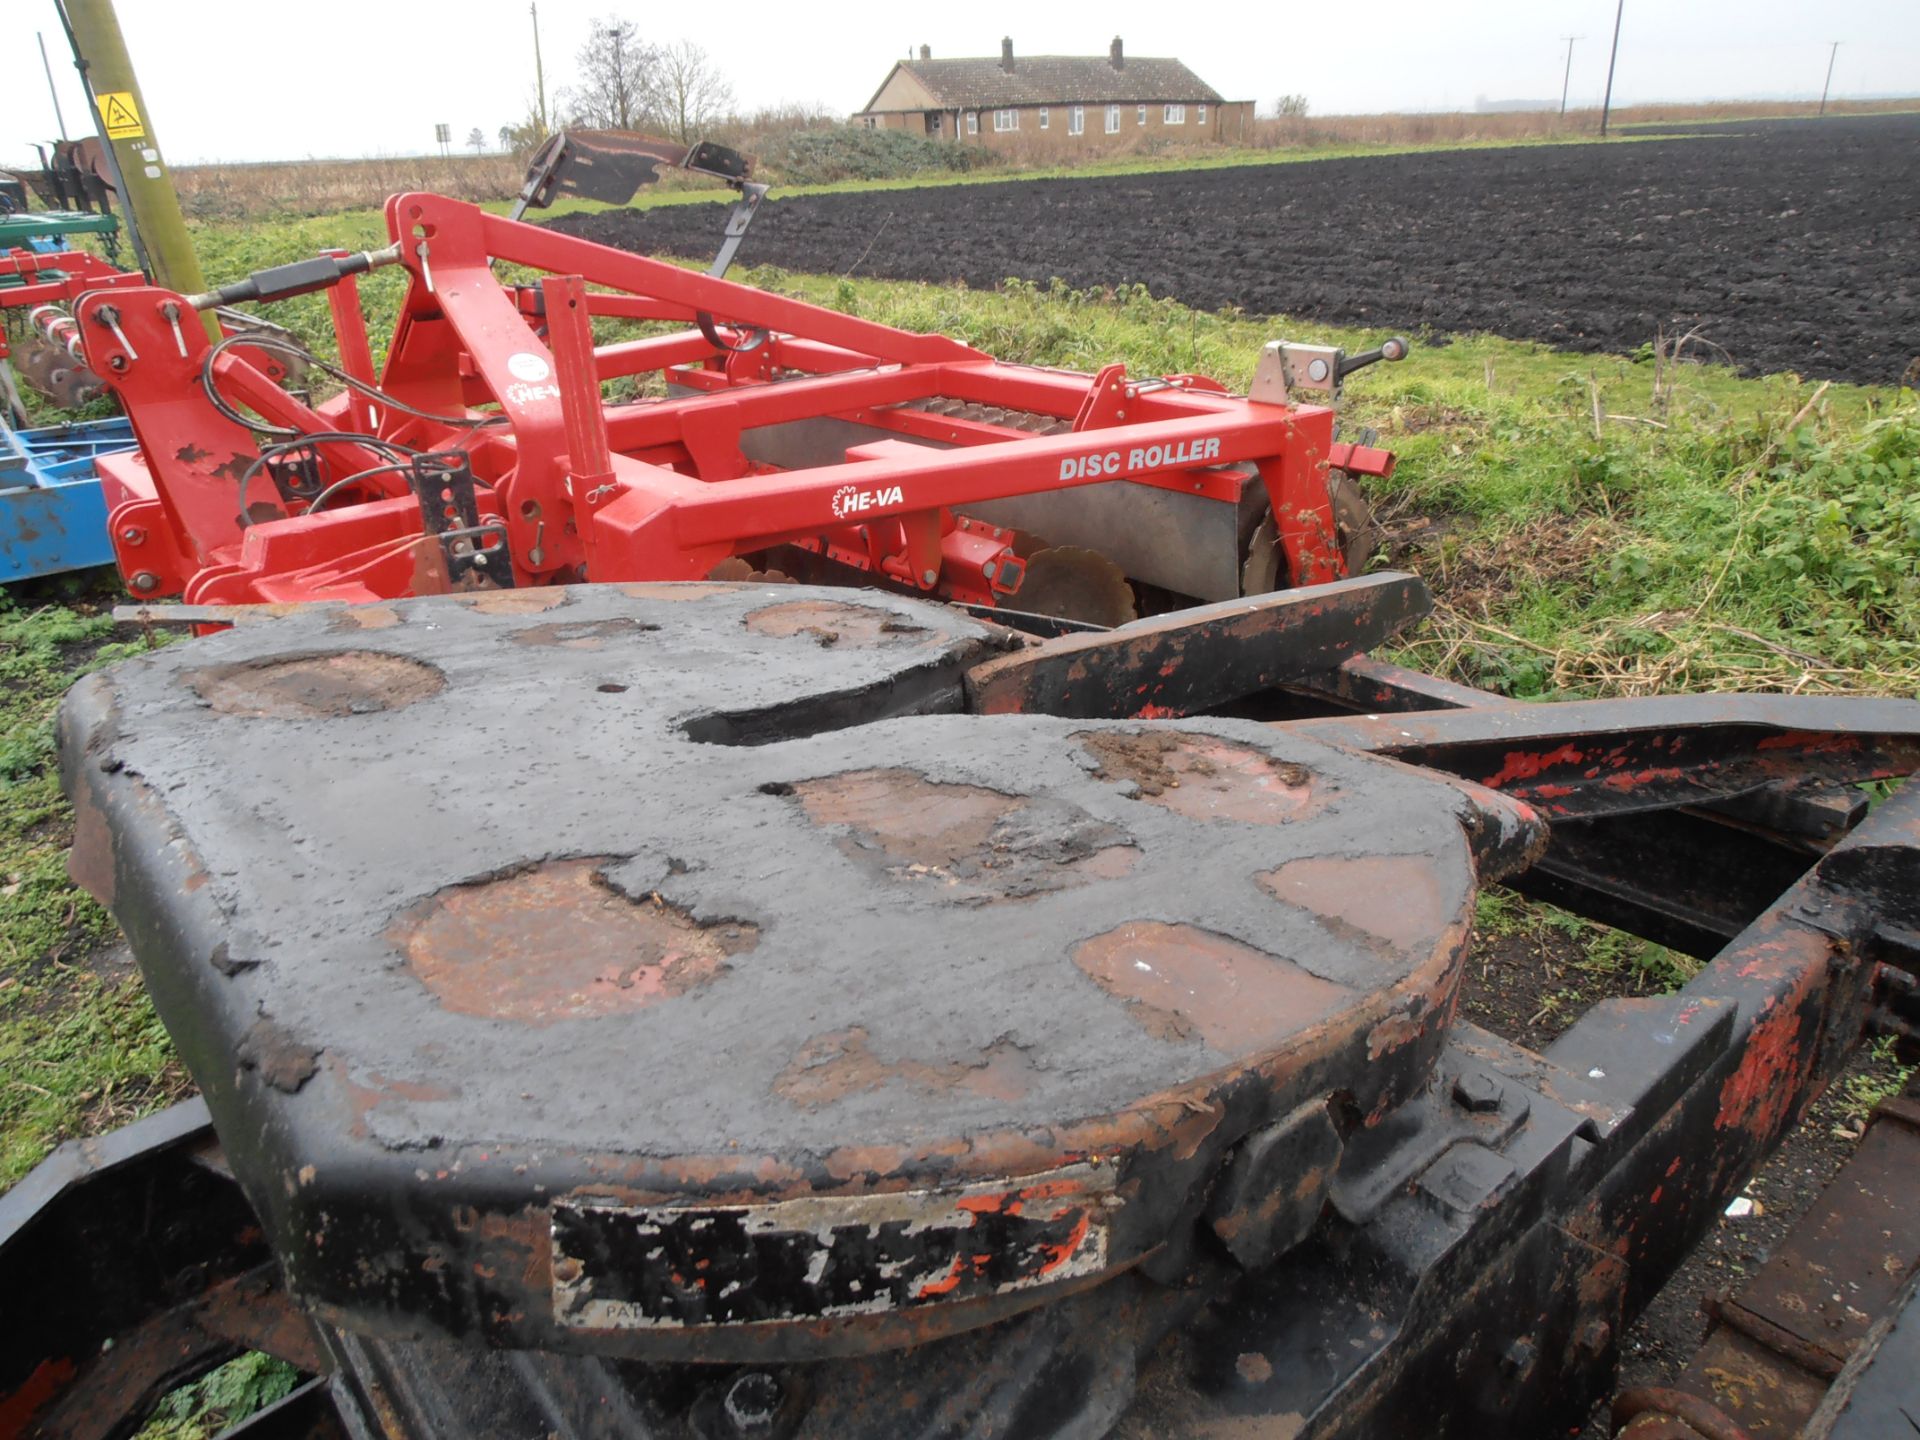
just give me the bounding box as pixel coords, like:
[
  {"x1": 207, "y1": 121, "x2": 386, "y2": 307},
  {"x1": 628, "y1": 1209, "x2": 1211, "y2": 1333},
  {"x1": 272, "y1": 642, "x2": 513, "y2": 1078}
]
[{"x1": 4, "y1": 568, "x2": 1919, "y2": 1439}]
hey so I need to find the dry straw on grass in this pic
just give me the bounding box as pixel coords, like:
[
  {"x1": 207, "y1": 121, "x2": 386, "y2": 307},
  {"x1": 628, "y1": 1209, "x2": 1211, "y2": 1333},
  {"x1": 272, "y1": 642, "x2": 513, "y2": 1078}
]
[
  {"x1": 1403, "y1": 600, "x2": 1912, "y2": 699},
  {"x1": 173, "y1": 154, "x2": 522, "y2": 220}
]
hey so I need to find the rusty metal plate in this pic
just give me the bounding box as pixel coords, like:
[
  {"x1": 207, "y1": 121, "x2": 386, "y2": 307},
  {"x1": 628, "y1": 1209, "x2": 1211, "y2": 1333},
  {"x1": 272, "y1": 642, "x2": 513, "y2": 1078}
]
[
  {"x1": 59, "y1": 582, "x2": 1540, "y2": 1362},
  {"x1": 552, "y1": 1162, "x2": 1116, "y2": 1330}
]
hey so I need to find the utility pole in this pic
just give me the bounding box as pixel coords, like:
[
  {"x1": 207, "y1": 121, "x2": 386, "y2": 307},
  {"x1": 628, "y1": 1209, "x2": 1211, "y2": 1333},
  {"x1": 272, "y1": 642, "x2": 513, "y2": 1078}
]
[
  {"x1": 1819, "y1": 41, "x2": 1839, "y2": 116},
  {"x1": 1560, "y1": 36, "x2": 1582, "y2": 116},
  {"x1": 531, "y1": 2, "x2": 548, "y2": 133},
  {"x1": 59, "y1": 0, "x2": 212, "y2": 325},
  {"x1": 37, "y1": 33, "x2": 68, "y2": 139},
  {"x1": 1600, "y1": 0, "x2": 1625, "y2": 136}
]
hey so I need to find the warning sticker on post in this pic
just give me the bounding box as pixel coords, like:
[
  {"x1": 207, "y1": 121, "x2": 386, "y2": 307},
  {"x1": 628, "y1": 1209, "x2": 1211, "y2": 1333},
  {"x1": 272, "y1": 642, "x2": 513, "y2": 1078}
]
[{"x1": 98, "y1": 92, "x2": 145, "y2": 140}]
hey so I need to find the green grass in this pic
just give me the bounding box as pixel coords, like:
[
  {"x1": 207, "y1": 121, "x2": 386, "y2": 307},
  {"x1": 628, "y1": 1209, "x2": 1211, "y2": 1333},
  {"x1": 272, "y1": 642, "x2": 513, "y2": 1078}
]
[
  {"x1": 1836, "y1": 1036, "x2": 1917, "y2": 1129},
  {"x1": 0, "y1": 585, "x2": 188, "y2": 1184},
  {"x1": 136, "y1": 1353, "x2": 300, "y2": 1439}
]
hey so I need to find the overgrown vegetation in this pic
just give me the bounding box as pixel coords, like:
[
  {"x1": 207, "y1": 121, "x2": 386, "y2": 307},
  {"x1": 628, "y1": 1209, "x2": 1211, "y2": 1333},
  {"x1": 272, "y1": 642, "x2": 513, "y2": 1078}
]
[
  {"x1": 136, "y1": 1353, "x2": 300, "y2": 1440},
  {"x1": 752, "y1": 125, "x2": 1001, "y2": 185},
  {"x1": 0, "y1": 584, "x2": 188, "y2": 1185},
  {"x1": 1836, "y1": 1036, "x2": 1917, "y2": 1130}
]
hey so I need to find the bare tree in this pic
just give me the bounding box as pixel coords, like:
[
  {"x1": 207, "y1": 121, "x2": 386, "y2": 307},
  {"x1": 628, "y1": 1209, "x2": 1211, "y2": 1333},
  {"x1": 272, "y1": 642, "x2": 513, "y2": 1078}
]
[
  {"x1": 499, "y1": 102, "x2": 552, "y2": 157},
  {"x1": 466, "y1": 127, "x2": 487, "y2": 155},
  {"x1": 572, "y1": 16, "x2": 659, "y2": 130},
  {"x1": 652, "y1": 40, "x2": 734, "y2": 142}
]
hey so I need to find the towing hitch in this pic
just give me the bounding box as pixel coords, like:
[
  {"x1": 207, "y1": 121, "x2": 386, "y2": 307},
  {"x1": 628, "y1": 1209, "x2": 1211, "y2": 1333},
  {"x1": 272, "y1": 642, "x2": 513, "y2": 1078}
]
[{"x1": 6, "y1": 575, "x2": 1919, "y2": 1438}]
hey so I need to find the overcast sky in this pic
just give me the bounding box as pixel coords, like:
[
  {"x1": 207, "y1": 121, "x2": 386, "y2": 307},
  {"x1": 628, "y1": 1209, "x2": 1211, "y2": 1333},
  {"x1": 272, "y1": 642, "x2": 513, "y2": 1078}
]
[{"x1": 4, "y1": 0, "x2": 1916, "y2": 168}]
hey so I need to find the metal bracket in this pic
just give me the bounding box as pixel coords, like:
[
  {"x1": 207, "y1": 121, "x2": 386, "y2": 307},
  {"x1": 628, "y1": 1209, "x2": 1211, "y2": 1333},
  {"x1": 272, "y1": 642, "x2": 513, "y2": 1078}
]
[
  {"x1": 1251, "y1": 337, "x2": 1410, "y2": 408},
  {"x1": 410, "y1": 453, "x2": 513, "y2": 589},
  {"x1": 708, "y1": 181, "x2": 770, "y2": 279}
]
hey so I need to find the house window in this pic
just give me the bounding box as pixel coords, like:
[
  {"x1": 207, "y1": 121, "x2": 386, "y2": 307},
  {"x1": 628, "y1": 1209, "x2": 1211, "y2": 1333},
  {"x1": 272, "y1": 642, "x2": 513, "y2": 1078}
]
[
  {"x1": 1197, "y1": 104, "x2": 1208, "y2": 125},
  {"x1": 1164, "y1": 104, "x2": 1186, "y2": 125},
  {"x1": 1137, "y1": 104, "x2": 1146, "y2": 126},
  {"x1": 994, "y1": 109, "x2": 1019, "y2": 132},
  {"x1": 1039, "y1": 107, "x2": 1049, "y2": 129},
  {"x1": 966, "y1": 111, "x2": 978, "y2": 135},
  {"x1": 1069, "y1": 106, "x2": 1084, "y2": 136},
  {"x1": 1105, "y1": 105, "x2": 1120, "y2": 134},
  {"x1": 861, "y1": 115, "x2": 877, "y2": 129}
]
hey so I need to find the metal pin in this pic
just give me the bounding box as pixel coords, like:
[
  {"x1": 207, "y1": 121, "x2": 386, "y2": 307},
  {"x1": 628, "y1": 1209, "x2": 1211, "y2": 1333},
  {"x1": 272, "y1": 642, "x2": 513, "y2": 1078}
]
[
  {"x1": 160, "y1": 302, "x2": 187, "y2": 358},
  {"x1": 416, "y1": 241, "x2": 436, "y2": 294},
  {"x1": 97, "y1": 307, "x2": 138, "y2": 362}
]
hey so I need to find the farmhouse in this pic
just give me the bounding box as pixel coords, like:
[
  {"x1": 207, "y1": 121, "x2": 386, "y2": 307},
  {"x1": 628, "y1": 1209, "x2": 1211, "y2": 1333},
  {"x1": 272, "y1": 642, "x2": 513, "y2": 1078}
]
[{"x1": 854, "y1": 37, "x2": 1253, "y2": 149}]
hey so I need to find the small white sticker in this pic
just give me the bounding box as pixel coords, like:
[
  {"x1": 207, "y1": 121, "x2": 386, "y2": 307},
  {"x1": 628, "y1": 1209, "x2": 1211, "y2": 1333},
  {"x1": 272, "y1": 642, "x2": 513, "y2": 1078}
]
[
  {"x1": 141, "y1": 148, "x2": 158, "y2": 163},
  {"x1": 506, "y1": 351, "x2": 552, "y2": 383},
  {"x1": 144, "y1": 165, "x2": 162, "y2": 179}
]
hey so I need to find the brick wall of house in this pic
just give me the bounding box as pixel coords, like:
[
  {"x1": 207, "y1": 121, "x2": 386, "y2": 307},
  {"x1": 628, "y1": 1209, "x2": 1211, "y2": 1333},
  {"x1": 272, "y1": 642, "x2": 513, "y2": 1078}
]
[{"x1": 860, "y1": 100, "x2": 1254, "y2": 149}]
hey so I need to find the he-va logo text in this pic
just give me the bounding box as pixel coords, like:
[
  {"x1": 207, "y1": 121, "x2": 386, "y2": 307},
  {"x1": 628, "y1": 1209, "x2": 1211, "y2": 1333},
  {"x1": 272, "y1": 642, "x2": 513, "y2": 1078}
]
[
  {"x1": 831, "y1": 483, "x2": 905, "y2": 520},
  {"x1": 1059, "y1": 435, "x2": 1222, "y2": 481}
]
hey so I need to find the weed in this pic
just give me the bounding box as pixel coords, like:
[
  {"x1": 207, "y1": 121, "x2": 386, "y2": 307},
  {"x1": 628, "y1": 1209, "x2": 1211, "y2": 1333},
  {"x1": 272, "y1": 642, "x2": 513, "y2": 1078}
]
[
  {"x1": 1473, "y1": 889, "x2": 1525, "y2": 936},
  {"x1": 1581, "y1": 929, "x2": 1700, "y2": 993},
  {"x1": 1835, "y1": 1036, "x2": 1916, "y2": 1130},
  {"x1": 136, "y1": 1353, "x2": 301, "y2": 1439},
  {"x1": 0, "y1": 582, "x2": 187, "y2": 1186}
]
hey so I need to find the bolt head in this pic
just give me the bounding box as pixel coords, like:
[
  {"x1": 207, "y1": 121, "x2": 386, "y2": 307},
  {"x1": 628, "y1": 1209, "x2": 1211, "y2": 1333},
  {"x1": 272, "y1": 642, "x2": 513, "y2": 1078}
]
[
  {"x1": 130, "y1": 571, "x2": 159, "y2": 593},
  {"x1": 120, "y1": 527, "x2": 146, "y2": 545},
  {"x1": 1500, "y1": 1337, "x2": 1536, "y2": 1376},
  {"x1": 1452, "y1": 1070, "x2": 1503, "y2": 1113},
  {"x1": 921, "y1": 568, "x2": 938, "y2": 586},
  {"x1": 108, "y1": 355, "x2": 129, "y2": 372},
  {"x1": 722, "y1": 1370, "x2": 782, "y2": 1431}
]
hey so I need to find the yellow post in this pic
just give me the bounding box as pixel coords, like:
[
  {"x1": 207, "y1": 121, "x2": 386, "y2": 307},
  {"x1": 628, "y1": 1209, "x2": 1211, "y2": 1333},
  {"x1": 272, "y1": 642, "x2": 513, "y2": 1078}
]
[{"x1": 61, "y1": 0, "x2": 215, "y2": 334}]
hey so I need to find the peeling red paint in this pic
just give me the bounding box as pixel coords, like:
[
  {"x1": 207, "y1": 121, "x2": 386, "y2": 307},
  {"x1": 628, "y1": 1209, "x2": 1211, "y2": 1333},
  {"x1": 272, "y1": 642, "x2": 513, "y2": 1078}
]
[{"x1": 1480, "y1": 743, "x2": 1588, "y2": 788}]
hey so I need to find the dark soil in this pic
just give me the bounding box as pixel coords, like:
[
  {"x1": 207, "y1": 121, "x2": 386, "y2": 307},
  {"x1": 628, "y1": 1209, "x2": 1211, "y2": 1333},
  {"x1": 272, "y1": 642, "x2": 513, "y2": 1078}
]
[{"x1": 550, "y1": 114, "x2": 1920, "y2": 387}]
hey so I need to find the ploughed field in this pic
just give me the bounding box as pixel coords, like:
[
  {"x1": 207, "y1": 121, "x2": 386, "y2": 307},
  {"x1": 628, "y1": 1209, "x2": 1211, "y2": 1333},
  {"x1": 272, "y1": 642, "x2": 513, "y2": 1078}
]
[{"x1": 549, "y1": 114, "x2": 1920, "y2": 387}]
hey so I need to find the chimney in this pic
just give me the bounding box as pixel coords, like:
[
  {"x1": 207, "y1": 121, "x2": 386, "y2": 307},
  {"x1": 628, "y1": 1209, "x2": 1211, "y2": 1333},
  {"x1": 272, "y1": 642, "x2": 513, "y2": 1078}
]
[
  {"x1": 1001, "y1": 37, "x2": 1014, "y2": 72},
  {"x1": 919, "y1": 43, "x2": 930, "y2": 61},
  {"x1": 1110, "y1": 35, "x2": 1124, "y2": 69}
]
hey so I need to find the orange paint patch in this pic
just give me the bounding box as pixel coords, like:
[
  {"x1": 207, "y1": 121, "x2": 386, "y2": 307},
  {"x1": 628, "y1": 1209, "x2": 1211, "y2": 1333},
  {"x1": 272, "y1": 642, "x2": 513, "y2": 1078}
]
[
  {"x1": 1080, "y1": 730, "x2": 1329, "y2": 825},
  {"x1": 1258, "y1": 852, "x2": 1451, "y2": 954},
  {"x1": 391, "y1": 859, "x2": 757, "y2": 1025},
  {"x1": 1072, "y1": 922, "x2": 1353, "y2": 1052}
]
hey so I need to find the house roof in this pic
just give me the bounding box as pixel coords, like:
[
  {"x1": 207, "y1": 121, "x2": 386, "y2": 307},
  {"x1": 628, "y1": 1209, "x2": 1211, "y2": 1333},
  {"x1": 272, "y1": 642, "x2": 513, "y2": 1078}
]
[{"x1": 861, "y1": 55, "x2": 1225, "y2": 114}]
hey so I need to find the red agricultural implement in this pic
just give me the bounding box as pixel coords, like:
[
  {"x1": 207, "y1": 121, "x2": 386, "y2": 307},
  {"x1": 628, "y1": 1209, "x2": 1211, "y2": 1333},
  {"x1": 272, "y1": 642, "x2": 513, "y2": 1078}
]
[{"x1": 75, "y1": 154, "x2": 1397, "y2": 623}]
